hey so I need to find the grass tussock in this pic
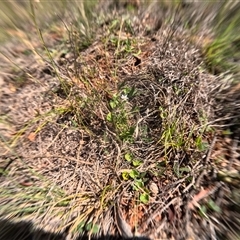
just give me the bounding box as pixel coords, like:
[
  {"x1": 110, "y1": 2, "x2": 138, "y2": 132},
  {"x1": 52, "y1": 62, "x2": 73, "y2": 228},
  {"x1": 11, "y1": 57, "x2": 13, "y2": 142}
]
[{"x1": 0, "y1": 1, "x2": 240, "y2": 240}]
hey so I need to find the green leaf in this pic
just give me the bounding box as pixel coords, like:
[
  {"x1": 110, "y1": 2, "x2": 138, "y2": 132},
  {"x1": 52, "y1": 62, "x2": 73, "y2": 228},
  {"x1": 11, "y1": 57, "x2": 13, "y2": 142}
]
[
  {"x1": 124, "y1": 153, "x2": 132, "y2": 162},
  {"x1": 129, "y1": 169, "x2": 139, "y2": 179},
  {"x1": 222, "y1": 129, "x2": 232, "y2": 135},
  {"x1": 86, "y1": 223, "x2": 99, "y2": 234},
  {"x1": 110, "y1": 100, "x2": 117, "y2": 109},
  {"x1": 110, "y1": 19, "x2": 119, "y2": 30},
  {"x1": 129, "y1": 126, "x2": 135, "y2": 135},
  {"x1": 86, "y1": 223, "x2": 92, "y2": 231},
  {"x1": 196, "y1": 136, "x2": 208, "y2": 151},
  {"x1": 132, "y1": 160, "x2": 142, "y2": 167},
  {"x1": 207, "y1": 199, "x2": 221, "y2": 213},
  {"x1": 106, "y1": 112, "x2": 112, "y2": 122},
  {"x1": 179, "y1": 167, "x2": 191, "y2": 173},
  {"x1": 76, "y1": 221, "x2": 85, "y2": 233},
  {"x1": 159, "y1": 107, "x2": 167, "y2": 119},
  {"x1": 128, "y1": 86, "x2": 137, "y2": 98},
  {"x1": 198, "y1": 205, "x2": 208, "y2": 219},
  {"x1": 57, "y1": 200, "x2": 70, "y2": 207},
  {"x1": 140, "y1": 193, "x2": 149, "y2": 204},
  {"x1": 122, "y1": 171, "x2": 129, "y2": 180},
  {"x1": 92, "y1": 224, "x2": 99, "y2": 234},
  {"x1": 122, "y1": 88, "x2": 129, "y2": 95},
  {"x1": 133, "y1": 179, "x2": 144, "y2": 190}
]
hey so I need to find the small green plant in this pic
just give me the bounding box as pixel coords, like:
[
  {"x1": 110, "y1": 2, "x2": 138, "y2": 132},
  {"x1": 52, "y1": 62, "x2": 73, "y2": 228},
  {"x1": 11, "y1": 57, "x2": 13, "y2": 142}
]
[
  {"x1": 173, "y1": 162, "x2": 191, "y2": 178},
  {"x1": 158, "y1": 108, "x2": 189, "y2": 162},
  {"x1": 121, "y1": 152, "x2": 150, "y2": 204},
  {"x1": 108, "y1": 17, "x2": 140, "y2": 57},
  {"x1": 106, "y1": 85, "x2": 151, "y2": 203},
  {"x1": 121, "y1": 168, "x2": 150, "y2": 204},
  {"x1": 198, "y1": 199, "x2": 221, "y2": 219},
  {"x1": 76, "y1": 221, "x2": 99, "y2": 234},
  {"x1": 124, "y1": 152, "x2": 142, "y2": 167},
  {"x1": 106, "y1": 86, "x2": 137, "y2": 142},
  {"x1": 195, "y1": 135, "x2": 209, "y2": 152}
]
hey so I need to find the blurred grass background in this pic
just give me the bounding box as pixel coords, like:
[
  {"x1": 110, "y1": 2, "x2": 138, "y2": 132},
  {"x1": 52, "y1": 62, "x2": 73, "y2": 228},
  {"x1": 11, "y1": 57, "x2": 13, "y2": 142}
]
[{"x1": 0, "y1": 0, "x2": 239, "y2": 77}]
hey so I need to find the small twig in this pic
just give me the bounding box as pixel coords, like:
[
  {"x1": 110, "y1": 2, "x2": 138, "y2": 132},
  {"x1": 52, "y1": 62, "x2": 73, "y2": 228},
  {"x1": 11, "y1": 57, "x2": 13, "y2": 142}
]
[
  {"x1": 204, "y1": 133, "x2": 217, "y2": 164},
  {"x1": 114, "y1": 194, "x2": 133, "y2": 238},
  {"x1": 149, "y1": 197, "x2": 179, "y2": 223},
  {"x1": 183, "y1": 163, "x2": 204, "y2": 193}
]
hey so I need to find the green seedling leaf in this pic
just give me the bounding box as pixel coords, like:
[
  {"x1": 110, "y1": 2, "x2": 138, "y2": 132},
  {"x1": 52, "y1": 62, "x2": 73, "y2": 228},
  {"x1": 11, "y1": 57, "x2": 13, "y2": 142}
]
[
  {"x1": 129, "y1": 127, "x2": 135, "y2": 135},
  {"x1": 76, "y1": 221, "x2": 85, "y2": 233},
  {"x1": 128, "y1": 86, "x2": 137, "y2": 98},
  {"x1": 110, "y1": 100, "x2": 117, "y2": 109},
  {"x1": 124, "y1": 153, "x2": 132, "y2": 162},
  {"x1": 140, "y1": 172, "x2": 147, "y2": 178},
  {"x1": 148, "y1": 170, "x2": 158, "y2": 177},
  {"x1": 198, "y1": 205, "x2": 208, "y2": 219},
  {"x1": 196, "y1": 136, "x2": 208, "y2": 151},
  {"x1": 132, "y1": 159, "x2": 142, "y2": 167},
  {"x1": 107, "y1": 112, "x2": 112, "y2": 122},
  {"x1": 179, "y1": 167, "x2": 191, "y2": 173},
  {"x1": 91, "y1": 224, "x2": 99, "y2": 234},
  {"x1": 173, "y1": 162, "x2": 181, "y2": 178},
  {"x1": 133, "y1": 179, "x2": 144, "y2": 190},
  {"x1": 86, "y1": 223, "x2": 99, "y2": 234},
  {"x1": 222, "y1": 129, "x2": 232, "y2": 136},
  {"x1": 110, "y1": 19, "x2": 119, "y2": 31},
  {"x1": 57, "y1": 200, "x2": 70, "y2": 207},
  {"x1": 140, "y1": 193, "x2": 149, "y2": 204},
  {"x1": 85, "y1": 223, "x2": 92, "y2": 231},
  {"x1": 129, "y1": 169, "x2": 139, "y2": 179},
  {"x1": 122, "y1": 86, "x2": 137, "y2": 98},
  {"x1": 122, "y1": 171, "x2": 129, "y2": 180},
  {"x1": 122, "y1": 87, "x2": 129, "y2": 95},
  {"x1": 159, "y1": 107, "x2": 167, "y2": 119},
  {"x1": 133, "y1": 49, "x2": 141, "y2": 56},
  {"x1": 120, "y1": 127, "x2": 135, "y2": 142},
  {"x1": 207, "y1": 199, "x2": 221, "y2": 213}
]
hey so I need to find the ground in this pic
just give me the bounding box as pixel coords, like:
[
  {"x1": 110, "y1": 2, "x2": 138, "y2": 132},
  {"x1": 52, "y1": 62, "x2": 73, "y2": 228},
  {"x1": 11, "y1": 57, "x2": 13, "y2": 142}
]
[{"x1": 0, "y1": 1, "x2": 240, "y2": 240}]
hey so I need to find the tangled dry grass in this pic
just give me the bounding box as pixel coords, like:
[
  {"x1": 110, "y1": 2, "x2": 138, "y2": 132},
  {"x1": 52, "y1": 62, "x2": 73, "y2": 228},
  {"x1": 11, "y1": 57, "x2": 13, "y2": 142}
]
[{"x1": 0, "y1": 1, "x2": 240, "y2": 240}]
